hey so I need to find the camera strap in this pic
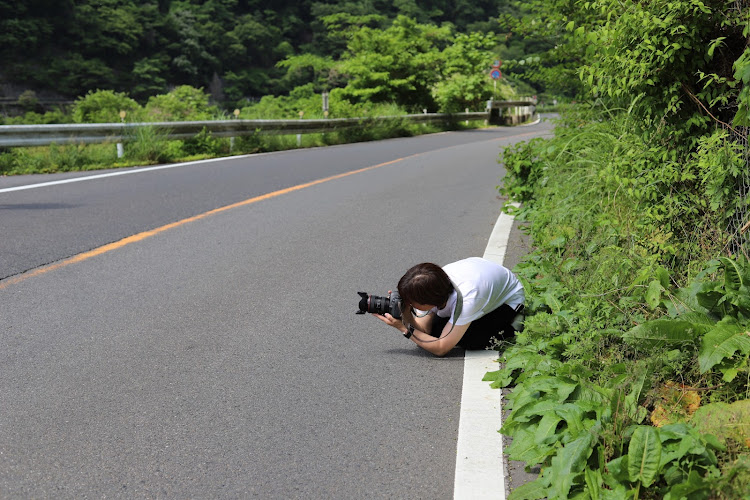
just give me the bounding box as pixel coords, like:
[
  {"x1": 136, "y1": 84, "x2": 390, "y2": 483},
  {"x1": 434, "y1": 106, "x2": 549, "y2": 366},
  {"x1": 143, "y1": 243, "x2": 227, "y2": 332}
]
[{"x1": 443, "y1": 279, "x2": 463, "y2": 337}]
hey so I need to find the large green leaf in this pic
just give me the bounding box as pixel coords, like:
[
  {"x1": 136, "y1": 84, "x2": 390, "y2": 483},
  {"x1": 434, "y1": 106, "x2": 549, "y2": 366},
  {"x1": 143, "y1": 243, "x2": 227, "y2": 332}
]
[
  {"x1": 548, "y1": 433, "x2": 596, "y2": 499},
  {"x1": 623, "y1": 367, "x2": 649, "y2": 423},
  {"x1": 526, "y1": 375, "x2": 579, "y2": 401},
  {"x1": 584, "y1": 467, "x2": 603, "y2": 500},
  {"x1": 718, "y1": 256, "x2": 744, "y2": 292},
  {"x1": 555, "y1": 402, "x2": 598, "y2": 436},
  {"x1": 663, "y1": 280, "x2": 709, "y2": 317},
  {"x1": 646, "y1": 280, "x2": 663, "y2": 310},
  {"x1": 534, "y1": 412, "x2": 564, "y2": 445},
  {"x1": 509, "y1": 399, "x2": 563, "y2": 424},
  {"x1": 627, "y1": 426, "x2": 662, "y2": 487},
  {"x1": 623, "y1": 319, "x2": 708, "y2": 348},
  {"x1": 604, "y1": 455, "x2": 630, "y2": 484},
  {"x1": 663, "y1": 470, "x2": 712, "y2": 500},
  {"x1": 483, "y1": 369, "x2": 513, "y2": 389},
  {"x1": 508, "y1": 478, "x2": 548, "y2": 500},
  {"x1": 677, "y1": 311, "x2": 717, "y2": 329},
  {"x1": 698, "y1": 318, "x2": 750, "y2": 373},
  {"x1": 505, "y1": 426, "x2": 554, "y2": 465}
]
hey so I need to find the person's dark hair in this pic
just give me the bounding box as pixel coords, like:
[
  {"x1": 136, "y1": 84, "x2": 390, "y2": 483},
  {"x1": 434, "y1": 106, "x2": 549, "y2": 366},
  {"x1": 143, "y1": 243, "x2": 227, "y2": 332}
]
[{"x1": 397, "y1": 263, "x2": 454, "y2": 307}]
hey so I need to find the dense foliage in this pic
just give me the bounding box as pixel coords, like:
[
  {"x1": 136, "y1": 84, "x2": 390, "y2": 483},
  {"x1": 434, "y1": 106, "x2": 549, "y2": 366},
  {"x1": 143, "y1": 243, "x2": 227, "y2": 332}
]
[
  {"x1": 493, "y1": 0, "x2": 750, "y2": 498},
  {"x1": 0, "y1": 0, "x2": 548, "y2": 107}
]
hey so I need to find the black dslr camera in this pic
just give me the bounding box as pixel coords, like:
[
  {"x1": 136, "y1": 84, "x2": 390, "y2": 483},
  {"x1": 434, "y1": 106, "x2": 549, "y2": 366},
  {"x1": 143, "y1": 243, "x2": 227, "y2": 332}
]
[{"x1": 356, "y1": 291, "x2": 403, "y2": 319}]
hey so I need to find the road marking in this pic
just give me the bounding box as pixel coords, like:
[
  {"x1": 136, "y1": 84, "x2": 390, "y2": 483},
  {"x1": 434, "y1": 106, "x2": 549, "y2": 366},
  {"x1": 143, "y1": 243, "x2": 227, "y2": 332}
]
[
  {"x1": 0, "y1": 129, "x2": 541, "y2": 288},
  {"x1": 454, "y1": 204, "x2": 518, "y2": 500},
  {"x1": 0, "y1": 156, "x2": 265, "y2": 193},
  {"x1": 0, "y1": 158, "x2": 405, "y2": 290}
]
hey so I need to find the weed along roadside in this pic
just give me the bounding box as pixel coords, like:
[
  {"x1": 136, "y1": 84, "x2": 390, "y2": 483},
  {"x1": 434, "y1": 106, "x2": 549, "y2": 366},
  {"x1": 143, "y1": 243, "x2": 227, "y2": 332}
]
[
  {"x1": 477, "y1": 1, "x2": 750, "y2": 493},
  {"x1": 488, "y1": 213, "x2": 543, "y2": 495},
  {"x1": 482, "y1": 105, "x2": 750, "y2": 499}
]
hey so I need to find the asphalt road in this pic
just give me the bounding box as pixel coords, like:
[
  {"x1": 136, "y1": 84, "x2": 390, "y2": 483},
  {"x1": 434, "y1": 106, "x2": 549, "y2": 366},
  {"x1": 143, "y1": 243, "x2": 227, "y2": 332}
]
[{"x1": 0, "y1": 120, "x2": 554, "y2": 498}]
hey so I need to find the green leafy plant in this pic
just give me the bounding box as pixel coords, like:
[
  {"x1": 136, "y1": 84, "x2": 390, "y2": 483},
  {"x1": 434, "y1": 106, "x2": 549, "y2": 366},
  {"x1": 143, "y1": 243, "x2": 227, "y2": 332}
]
[
  {"x1": 492, "y1": 108, "x2": 750, "y2": 497},
  {"x1": 123, "y1": 124, "x2": 176, "y2": 164},
  {"x1": 604, "y1": 423, "x2": 724, "y2": 499},
  {"x1": 489, "y1": 0, "x2": 750, "y2": 496},
  {"x1": 432, "y1": 32, "x2": 514, "y2": 112},
  {"x1": 182, "y1": 127, "x2": 226, "y2": 157},
  {"x1": 72, "y1": 89, "x2": 142, "y2": 123}
]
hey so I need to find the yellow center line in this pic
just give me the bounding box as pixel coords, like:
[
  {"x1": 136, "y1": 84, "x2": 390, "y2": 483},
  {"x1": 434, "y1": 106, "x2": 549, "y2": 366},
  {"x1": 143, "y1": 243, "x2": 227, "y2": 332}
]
[{"x1": 0, "y1": 157, "x2": 405, "y2": 290}]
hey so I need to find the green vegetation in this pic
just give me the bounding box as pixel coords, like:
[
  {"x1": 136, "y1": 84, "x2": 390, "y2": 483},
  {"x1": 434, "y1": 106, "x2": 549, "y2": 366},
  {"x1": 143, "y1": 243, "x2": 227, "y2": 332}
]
[
  {"x1": 0, "y1": 1, "x2": 553, "y2": 107},
  {"x1": 491, "y1": 0, "x2": 750, "y2": 497}
]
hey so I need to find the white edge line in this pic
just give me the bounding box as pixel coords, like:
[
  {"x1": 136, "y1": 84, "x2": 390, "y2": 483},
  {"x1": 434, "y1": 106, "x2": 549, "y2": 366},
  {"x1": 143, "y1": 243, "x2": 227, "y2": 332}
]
[
  {"x1": 0, "y1": 154, "x2": 262, "y2": 194},
  {"x1": 454, "y1": 202, "x2": 519, "y2": 500}
]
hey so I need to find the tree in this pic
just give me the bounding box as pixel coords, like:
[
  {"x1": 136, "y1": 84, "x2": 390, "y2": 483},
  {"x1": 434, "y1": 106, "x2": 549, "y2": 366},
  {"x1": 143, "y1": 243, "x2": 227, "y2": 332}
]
[
  {"x1": 166, "y1": 8, "x2": 219, "y2": 81},
  {"x1": 335, "y1": 15, "x2": 452, "y2": 111},
  {"x1": 131, "y1": 56, "x2": 169, "y2": 99},
  {"x1": 433, "y1": 32, "x2": 512, "y2": 112},
  {"x1": 277, "y1": 53, "x2": 336, "y2": 93},
  {"x1": 0, "y1": 0, "x2": 531, "y2": 105},
  {"x1": 495, "y1": 0, "x2": 586, "y2": 97},
  {"x1": 576, "y1": 0, "x2": 747, "y2": 134},
  {"x1": 69, "y1": 0, "x2": 144, "y2": 57}
]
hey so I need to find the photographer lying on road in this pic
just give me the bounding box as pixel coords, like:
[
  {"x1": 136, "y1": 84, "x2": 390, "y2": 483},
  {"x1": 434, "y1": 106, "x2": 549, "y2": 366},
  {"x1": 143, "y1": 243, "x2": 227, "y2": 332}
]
[{"x1": 371, "y1": 257, "x2": 525, "y2": 356}]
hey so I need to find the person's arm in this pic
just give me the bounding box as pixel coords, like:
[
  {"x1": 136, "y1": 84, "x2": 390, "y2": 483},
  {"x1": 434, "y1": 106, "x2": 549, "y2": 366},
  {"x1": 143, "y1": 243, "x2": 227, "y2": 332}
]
[
  {"x1": 403, "y1": 307, "x2": 435, "y2": 335},
  {"x1": 409, "y1": 319, "x2": 470, "y2": 356},
  {"x1": 373, "y1": 313, "x2": 470, "y2": 357}
]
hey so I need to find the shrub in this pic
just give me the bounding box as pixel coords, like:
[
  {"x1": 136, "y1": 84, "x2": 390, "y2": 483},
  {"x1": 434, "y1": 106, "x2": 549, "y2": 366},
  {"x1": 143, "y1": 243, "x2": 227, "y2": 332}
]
[
  {"x1": 144, "y1": 85, "x2": 219, "y2": 121},
  {"x1": 72, "y1": 89, "x2": 142, "y2": 123},
  {"x1": 182, "y1": 127, "x2": 226, "y2": 156}
]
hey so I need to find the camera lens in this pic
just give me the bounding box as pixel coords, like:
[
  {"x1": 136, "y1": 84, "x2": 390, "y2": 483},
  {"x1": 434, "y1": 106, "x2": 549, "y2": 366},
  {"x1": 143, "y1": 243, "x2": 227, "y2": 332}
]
[
  {"x1": 356, "y1": 292, "x2": 402, "y2": 319},
  {"x1": 371, "y1": 295, "x2": 388, "y2": 313}
]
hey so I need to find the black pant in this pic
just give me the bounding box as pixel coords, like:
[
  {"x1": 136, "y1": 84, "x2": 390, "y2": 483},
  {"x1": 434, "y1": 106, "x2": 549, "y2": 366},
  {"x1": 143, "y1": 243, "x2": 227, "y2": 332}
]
[{"x1": 430, "y1": 304, "x2": 522, "y2": 350}]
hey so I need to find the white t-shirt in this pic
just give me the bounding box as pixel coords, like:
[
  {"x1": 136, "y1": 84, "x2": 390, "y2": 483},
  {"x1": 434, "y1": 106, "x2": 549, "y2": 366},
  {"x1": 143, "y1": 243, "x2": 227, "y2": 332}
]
[{"x1": 434, "y1": 257, "x2": 525, "y2": 326}]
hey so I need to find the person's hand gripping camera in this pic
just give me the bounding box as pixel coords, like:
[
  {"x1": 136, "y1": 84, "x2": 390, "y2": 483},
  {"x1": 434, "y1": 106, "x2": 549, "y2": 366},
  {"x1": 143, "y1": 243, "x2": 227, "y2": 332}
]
[{"x1": 356, "y1": 291, "x2": 415, "y2": 337}]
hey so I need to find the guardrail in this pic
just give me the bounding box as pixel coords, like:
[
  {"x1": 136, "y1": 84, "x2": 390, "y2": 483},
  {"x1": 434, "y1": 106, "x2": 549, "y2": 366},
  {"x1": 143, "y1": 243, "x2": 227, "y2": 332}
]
[
  {"x1": 0, "y1": 100, "x2": 536, "y2": 148},
  {"x1": 0, "y1": 112, "x2": 482, "y2": 148}
]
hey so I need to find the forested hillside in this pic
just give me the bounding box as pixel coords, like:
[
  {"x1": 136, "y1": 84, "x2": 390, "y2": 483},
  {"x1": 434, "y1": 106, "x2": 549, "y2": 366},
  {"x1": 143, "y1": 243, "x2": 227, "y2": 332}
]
[{"x1": 0, "y1": 0, "x2": 549, "y2": 106}]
